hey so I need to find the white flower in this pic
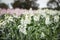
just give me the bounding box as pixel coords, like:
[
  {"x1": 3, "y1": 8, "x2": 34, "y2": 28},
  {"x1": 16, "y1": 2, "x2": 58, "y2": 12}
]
[
  {"x1": 21, "y1": 16, "x2": 31, "y2": 26},
  {"x1": 40, "y1": 32, "x2": 45, "y2": 38},
  {"x1": 45, "y1": 15, "x2": 51, "y2": 25},
  {"x1": 25, "y1": 15, "x2": 31, "y2": 24},
  {"x1": 25, "y1": 19, "x2": 31, "y2": 24},
  {"x1": 20, "y1": 19, "x2": 27, "y2": 26},
  {"x1": 5, "y1": 15, "x2": 9, "y2": 20},
  {"x1": 33, "y1": 13, "x2": 40, "y2": 21},
  {"x1": 39, "y1": 10, "x2": 47, "y2": 18},
  {"x1": 13, "y1": 14, "x2": 19, "y2": 18},
  {"x1": 28, "y1": 8, "x2": 34, "y2": 16},
  {"x1": 49, "y1": 10, "x2": 57, "y2": 15},
  {"x1": 54, "y1": 15, "x2": 59, "y2": 22},
  {"x1": 5, "y1": 15, "x2": 14, "y2": 22},
  {"x1": 18, "y1": 25, "x2": 27, "y2": 35},
  {"x1": 2, "y1": 21, "x2": 6, "y2": 25},
  {"x1": 8, "y1": 16, "x2": 13, "y2": 22},
  {"x1": 26, "y1": 19, "x2": 31, "y2": 24},
  {"x1": 33, "y1": 15, "x2": 40, "y2": 21},
  {"x1": 41, "y1": 13, "x2": 47, "y2": 18},
  {"x1": 29, "y1": 8, "x2": 33, "y2": 14}
]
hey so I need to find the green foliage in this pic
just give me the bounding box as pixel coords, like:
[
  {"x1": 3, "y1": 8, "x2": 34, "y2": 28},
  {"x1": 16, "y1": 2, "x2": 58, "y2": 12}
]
[{"x1": 0, "y1": 9, "x2": 60, "y2": 40}]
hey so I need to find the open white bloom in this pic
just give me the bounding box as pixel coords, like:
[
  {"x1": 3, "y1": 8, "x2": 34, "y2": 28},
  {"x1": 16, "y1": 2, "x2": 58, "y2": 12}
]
[
  {"x1": 5, "y1": 15, "x2": 14, "y2": 23},
  {"x1": 21, "y1": 18, "x2": 30, "y2": 27},
  {"x1": 40, "y1": 32, "x2": 45, "y2": 38},
  {"x1": 25, "y1": 19, "x2": 31, "y2": 24},
  {"x1": 39, "y1": 10, "x2": 47, "y2": 18},
  {"x1": 28, "y1": 8, "x2": 34, "y2": 16},
  {"x1": 21, "y1": 14, "x2": 31, "y2": 25},
  {"x1": 13, "y1": 14, "x2": 19, "y2": 18},
  {"x1": 18, "y1": 25, "x2": 27, "y2": 35},
  {"x1": 54, "y1": 15, "x2": 59, "y2": 22},
  {"x1": 41, "y1": 13, "x2": 47, "y2": 18},
  {"x1": 33, "y1": 15, "x2": 40, "y2": 21},
  {"x1": 20, "y1": 19, "x2": 27, "y2": 26},
  {"x1": 49, "y1": 10, "x2": 57, "y2": 15},
  {"x1": 2, "y1": 21, "x2": 6, "y2": 26},
  {"x1": 5, "y1": 15, "x2": 13, "y2": 22},
  {"x1": 29, "y1": 8, "x2": 33, "y2": 14},
  {"x1": 25, "y1": 14, "x2": 31, "y2": 24},
  {"x1": 33, "y1": 13, "x2": 41, "y2": 21},
  {"x1": 8, "y1": 16, "x2": 14, "y2": 22},
  {"x1": 25, "y1": 19, "x2": 31, "y2": 25},
  {"x1": 45, "y1": 15, "x2": 50, "y2": 25},
  {"x1": 5, "y1": 15, "x2": 9, "y2": 20}
]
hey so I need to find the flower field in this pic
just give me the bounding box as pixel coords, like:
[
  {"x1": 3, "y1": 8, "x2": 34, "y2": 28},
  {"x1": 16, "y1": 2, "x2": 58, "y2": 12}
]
[{"x1": 0, "y1": 8, "x2": 60, "y2": 40}]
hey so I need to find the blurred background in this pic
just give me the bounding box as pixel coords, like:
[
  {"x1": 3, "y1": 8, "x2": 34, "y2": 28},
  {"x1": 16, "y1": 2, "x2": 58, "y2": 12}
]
[{"x1": 0, "y1": 0, "x2": 60, "y2": 10}]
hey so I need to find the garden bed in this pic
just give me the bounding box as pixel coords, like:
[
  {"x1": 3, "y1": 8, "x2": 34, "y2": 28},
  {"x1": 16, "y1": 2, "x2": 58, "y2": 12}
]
[{"x1": 0, "y1": 8, "x2": 60, "y2": 40}]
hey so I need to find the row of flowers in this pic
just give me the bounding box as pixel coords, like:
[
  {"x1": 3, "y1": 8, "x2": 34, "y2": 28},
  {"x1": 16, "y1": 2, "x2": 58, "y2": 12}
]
[
  {"x1": 0, "y1": 8, "x2": 60, "y2": 40},
  {"x1": 0, "y1": 8, "x2": 28, "y2": 16},
  {"x1": 0, "y1": 8, "x2": 60, "y2": 15}
]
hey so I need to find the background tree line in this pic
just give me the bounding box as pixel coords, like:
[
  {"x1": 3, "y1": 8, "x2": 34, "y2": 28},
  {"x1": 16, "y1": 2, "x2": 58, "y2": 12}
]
[{"x1": 0, "y1": 0, "x2": 60, "y2": 10}]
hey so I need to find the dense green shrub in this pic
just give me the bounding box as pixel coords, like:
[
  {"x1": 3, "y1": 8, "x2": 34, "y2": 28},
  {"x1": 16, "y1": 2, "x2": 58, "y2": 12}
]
[{"x1": 0, "y1": 9, "x2": 60, "y2": 40}]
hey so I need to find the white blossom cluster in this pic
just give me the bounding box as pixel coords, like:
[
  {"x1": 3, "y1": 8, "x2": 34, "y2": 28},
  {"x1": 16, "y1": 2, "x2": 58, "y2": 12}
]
[{"x1": 0, "y1": 9, "x2": 60, "y2": 36}]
